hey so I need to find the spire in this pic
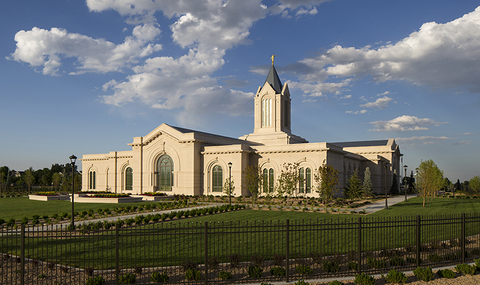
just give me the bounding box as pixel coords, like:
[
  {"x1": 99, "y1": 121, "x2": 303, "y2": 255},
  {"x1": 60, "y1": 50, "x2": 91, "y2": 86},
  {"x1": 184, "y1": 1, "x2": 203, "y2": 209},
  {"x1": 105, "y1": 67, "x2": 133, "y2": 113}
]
[{"x1": 265, "y1": 64, "x2": 283, "y2": 93}]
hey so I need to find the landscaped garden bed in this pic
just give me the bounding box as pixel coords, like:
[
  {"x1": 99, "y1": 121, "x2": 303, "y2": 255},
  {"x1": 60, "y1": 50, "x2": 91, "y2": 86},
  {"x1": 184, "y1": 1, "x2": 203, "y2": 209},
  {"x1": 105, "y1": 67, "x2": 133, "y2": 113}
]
[
  {"x1": 28, "y1": 192, "x2": 70, "y2": 201},
  {"x1": 132, "y1": 192, "x2": 173, "y2": 201}
]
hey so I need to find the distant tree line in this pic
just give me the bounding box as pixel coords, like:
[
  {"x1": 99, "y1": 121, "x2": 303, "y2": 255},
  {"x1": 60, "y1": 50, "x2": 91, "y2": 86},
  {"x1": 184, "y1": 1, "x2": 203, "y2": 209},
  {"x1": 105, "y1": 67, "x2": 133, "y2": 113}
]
[{"x1": 0, "y1": 164, "x2": 81, "y2": 196}]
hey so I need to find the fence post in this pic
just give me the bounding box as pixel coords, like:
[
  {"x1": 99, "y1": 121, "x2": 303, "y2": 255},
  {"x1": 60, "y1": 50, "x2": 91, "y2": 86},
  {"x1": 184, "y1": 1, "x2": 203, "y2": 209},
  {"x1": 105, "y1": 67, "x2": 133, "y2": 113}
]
[
  {"x1": 204, "y1": 221, "x2": 208, "y2": 285},
  {"x1": 116, "y1": 227, "x2": 119, "y2": 285},
  {"x1": 357, "y1": 217, "x2": 362, "y2": 274},
  {"x1": 461, "y1": 213, "x2": 466, "y2": 263},
  {"x1": 286, "y1": 219, "x2": 290, "y2": 283},
  {"x1": 416, "y1": 215, "x2": 421, "y2": 268},
  {"x1": 20, "y1": 224, "x2": 25, "y2": 285}
]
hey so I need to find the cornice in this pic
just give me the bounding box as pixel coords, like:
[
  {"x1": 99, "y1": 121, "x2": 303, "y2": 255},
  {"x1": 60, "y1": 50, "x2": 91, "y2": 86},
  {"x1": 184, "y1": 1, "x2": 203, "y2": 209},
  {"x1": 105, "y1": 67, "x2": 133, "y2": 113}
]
[{"x1": 256, "y1": 148, "x2": 328, "y2": 155}]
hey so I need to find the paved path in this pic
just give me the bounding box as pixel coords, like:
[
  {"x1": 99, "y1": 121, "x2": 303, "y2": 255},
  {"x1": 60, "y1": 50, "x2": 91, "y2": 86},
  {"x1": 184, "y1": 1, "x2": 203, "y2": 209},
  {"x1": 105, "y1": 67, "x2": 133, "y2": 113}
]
[{"x1": 357, "y1": 194, "x2": 417, "y2": 213}]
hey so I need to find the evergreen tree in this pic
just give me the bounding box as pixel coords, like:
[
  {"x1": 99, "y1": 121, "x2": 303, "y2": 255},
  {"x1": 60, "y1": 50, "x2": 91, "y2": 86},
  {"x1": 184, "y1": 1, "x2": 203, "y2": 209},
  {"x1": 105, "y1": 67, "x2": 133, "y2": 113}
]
[
  {"x1": 389, "y1": 173, "x2": 398, "y2": 195},
  {"x1": 362, "y1": 167, "x2": 373, "y2": 197},
  {"x1": 344, "y1": 171, "x2": 363, "y2": 199}
]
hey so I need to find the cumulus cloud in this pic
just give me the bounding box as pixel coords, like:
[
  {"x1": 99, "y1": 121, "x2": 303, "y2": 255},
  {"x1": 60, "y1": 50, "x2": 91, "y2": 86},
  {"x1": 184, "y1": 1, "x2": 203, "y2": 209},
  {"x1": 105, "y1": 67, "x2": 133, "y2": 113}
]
[
  {"x1": 346, "y1": 110, "x2": 367, "y2": 114},
  {"x1": 288, "y1": 6, "x2": 480, "y2": 97},
  {"x1": 360, "y1": 96, "x2": 393, "y2": 110},
  {"x1": 9, "y1": 25, "x2": 161, "y2": 75},
  {"x1": 395, "y1": 136, "x2": 454, "y2": 146},
  {"x1": 370, "y1": 115, "x2": 447, "y2": 132}
]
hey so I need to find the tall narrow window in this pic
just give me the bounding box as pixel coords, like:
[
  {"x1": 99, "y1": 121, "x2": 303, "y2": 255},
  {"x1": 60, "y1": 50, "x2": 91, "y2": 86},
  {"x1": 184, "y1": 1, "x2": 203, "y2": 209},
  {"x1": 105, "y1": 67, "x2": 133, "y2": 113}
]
[
  {"x1": 299, "y1": 167, "x2": 305, "y2": 194},
  {"x1": 212, "y1": 165, "x2": 223, "y2": 192},
  {"x1": 306, "y1": 168, "x2": 312, "y2": 194},
  {"x1": 125, "y1": 167, "x2": 133, "y2": 191},
  {"x1": 263, "y1": 168, "x2": 268, "y2": 193},
  {"x1": 262, "y1": 98, "x2": 272, "y2": 127},
  {"x1": 89, "y1": 171, "x2": 96, "y2": 190},
  {"x1": 157, "y1": 155, "x2": 173, "y2": 191},
  {"x1": 268, "y1": 168, "x2": 274, "y2": 193}
]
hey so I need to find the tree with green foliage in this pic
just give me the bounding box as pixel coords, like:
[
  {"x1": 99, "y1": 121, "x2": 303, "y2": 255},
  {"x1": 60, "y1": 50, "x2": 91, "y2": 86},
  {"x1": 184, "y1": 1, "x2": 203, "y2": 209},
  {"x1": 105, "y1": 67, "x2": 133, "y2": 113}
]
[
  {"x1": 276, "y1": 162, "x2": 302, "y2": 197},
  {"x1": 223, "y1": 178, "x2": 235, "y2": 204},
  {"x1": 469, "y1": 176, "x2": 480, "y2": 194},
  {"x1": 314, "y1": 162, "x2": 339, "y2": 204},
  {"x1": 389, "y1": 173, "x2": 399, "y2": 195},
  {"x1": 24, "y1": 168, "x2": 35, "y2": 194},
  {"x1": 417, "y1": 159, "x2": 444, "y2": 207},
  {"x1": 242, "y1": 165, "x2": 263, "y2": 205},
  {"x1": 344, "y1": 171, "x2": 363, "y2": 199},
  {"x1": 362, "y1": 167, "x2": 373, "y2": 198},
  {"x1": 52, "y1": 173, "x2": 62, "y2": 192}
]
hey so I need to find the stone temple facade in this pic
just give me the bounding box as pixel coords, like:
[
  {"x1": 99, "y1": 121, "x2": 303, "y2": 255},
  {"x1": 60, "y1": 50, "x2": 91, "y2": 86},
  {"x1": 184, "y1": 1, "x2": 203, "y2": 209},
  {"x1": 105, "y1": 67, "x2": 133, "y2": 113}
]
[{"x1": 81, "y1": 64, "x2": 402, "y2": 197}]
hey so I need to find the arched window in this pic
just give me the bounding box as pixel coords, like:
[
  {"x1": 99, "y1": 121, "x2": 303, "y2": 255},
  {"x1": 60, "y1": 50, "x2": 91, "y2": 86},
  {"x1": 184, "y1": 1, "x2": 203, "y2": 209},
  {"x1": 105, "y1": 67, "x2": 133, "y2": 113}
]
[
  {"x1": 157, "y1": 155, "x2": 173, "y2": 191},
  {"x1": 125, "y1": 167, "x2": 133, "y2": 191},
  {"x1": 263, "y1": 168, "x2": 268, "y2": 193},
  {"x1": 212, "y1": 165, "x2": 223, "y2": 192},
  {"x1": 269, "y1": 168, "x2": 274, "y2": 193},
  {"x1": 299, "y1": 167, "x2": 305, "y2": 193},
  {"x1": 89, "y1": 171, "x2": 96, "y2": 190},
  {"x1": 306, "y1": 168, "x2": 312, "y2": 194}
]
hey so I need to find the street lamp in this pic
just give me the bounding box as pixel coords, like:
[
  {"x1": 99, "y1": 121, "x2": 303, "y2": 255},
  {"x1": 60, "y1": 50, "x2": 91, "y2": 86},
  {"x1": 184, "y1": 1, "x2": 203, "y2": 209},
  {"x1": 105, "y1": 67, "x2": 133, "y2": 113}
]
[
  {"x1": 69, "y1": 154, "x2": 77, "y2": 229},
  {"x1": 228, "y1": 162, "x2": 232, "y2": 205},
  {"x1": 404, "y1": 165, "x2": 408, "y2": 202},
  {"x1": 415, "y1": 168, "x2": 419, "y2": 197}
]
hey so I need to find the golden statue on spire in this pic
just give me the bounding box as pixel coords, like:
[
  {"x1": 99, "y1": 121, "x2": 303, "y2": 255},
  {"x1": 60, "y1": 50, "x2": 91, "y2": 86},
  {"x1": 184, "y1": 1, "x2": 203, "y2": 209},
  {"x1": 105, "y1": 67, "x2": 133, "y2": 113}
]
[{"x1": 271, "y1": 54, "x2": 277, "y2": 65}]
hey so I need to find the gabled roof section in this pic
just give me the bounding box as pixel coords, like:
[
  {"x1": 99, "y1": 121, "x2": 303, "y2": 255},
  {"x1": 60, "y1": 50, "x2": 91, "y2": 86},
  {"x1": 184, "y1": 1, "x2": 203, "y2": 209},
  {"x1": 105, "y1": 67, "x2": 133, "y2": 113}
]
[{"x1": 264, "y1": 64, "x2": 283, "y2": 93}]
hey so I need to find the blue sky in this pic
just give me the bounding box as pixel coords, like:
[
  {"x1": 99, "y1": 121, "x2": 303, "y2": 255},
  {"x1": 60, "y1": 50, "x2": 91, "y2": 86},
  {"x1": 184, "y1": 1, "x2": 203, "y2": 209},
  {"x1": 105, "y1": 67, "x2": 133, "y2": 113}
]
[{"x1": 1, "y1": 0, "x2": 479, "y2": 182}]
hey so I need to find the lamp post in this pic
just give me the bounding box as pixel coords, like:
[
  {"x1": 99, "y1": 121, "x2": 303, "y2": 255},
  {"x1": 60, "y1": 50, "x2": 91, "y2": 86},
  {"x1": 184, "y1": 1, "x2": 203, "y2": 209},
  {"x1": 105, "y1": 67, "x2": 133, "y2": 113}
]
[
  {"x1": 228, "y1": 162, "x2": 232, "y2": 205},
  {"x1": 384, "y1": 162, "x2": 388, "y2": 209},
  {"x1": 415, "y1": 168, "x2": 419, "y2": 196},
  {"x1": 404, "y1": 165, "x2": 408, "y2": 202},
  {"x1": 69, "y1": 155, "x2": 77, "y2": 229}
]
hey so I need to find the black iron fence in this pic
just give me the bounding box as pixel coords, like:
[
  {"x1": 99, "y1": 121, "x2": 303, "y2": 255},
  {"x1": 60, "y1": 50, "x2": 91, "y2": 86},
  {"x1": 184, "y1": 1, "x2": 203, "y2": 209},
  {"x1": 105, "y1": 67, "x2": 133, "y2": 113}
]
[{"x1": 1, "y1": 213, "x2": 480, "y2": 284}]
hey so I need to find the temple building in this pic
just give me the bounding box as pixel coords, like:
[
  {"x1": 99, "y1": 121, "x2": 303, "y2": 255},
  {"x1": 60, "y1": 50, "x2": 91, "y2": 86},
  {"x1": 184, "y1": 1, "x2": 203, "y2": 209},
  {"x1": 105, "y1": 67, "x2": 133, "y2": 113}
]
[{"x1": 82, "y1": 63, "x2": 402, "y2": 197}]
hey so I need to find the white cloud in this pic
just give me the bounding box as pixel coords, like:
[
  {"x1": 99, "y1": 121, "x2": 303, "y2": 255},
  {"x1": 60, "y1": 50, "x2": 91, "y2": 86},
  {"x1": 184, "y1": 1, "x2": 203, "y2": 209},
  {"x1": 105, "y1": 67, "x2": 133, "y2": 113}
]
[
  {"x1": 395, "y1": 136, "x2": 454, "y2": 146},
  {"x1": 9, "y1": 26, "x2": 161, "y2": 75},
  {"x1": 360, "y1": 96, "x2": 393, "y2": 110},
  {"x1": 290, "y1": 6, "x2": 480, "y2": 96},
  {"x1": 370, "y1": 115, "x2": 447, "y2": 132},
  {"x1": 346, "y1": 110, "x2": 367, "y2": 114}
]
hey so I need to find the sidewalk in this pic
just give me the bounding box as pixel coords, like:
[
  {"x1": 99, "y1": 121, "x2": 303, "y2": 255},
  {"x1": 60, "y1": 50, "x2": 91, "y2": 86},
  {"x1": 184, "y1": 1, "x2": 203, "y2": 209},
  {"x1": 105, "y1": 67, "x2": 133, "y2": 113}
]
[{"x1": 357, "y1": 194, "x2": 417, "y2": 213}]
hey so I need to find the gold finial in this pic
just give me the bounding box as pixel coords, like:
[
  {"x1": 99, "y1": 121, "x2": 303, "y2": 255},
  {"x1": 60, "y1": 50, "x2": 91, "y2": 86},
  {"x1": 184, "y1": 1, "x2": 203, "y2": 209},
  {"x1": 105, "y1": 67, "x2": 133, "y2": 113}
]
[{"x1": 271, "y1": 54, "x2": 277, "y2": 65}]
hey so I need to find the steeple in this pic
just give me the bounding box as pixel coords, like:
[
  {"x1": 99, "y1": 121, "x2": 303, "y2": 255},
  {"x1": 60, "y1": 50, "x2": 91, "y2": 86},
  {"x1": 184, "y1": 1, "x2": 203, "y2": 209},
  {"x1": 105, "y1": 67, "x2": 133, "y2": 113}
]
[{"x1": 265, "y1": 64, "x2": 283, "y2": 93}]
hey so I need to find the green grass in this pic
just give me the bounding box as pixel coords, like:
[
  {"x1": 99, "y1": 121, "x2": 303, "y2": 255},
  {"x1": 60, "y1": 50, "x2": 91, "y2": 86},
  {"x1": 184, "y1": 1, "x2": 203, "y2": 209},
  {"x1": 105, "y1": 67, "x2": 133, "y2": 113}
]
[{"x1": 0, "y1": 197, "x2": 163, "y2": 220}]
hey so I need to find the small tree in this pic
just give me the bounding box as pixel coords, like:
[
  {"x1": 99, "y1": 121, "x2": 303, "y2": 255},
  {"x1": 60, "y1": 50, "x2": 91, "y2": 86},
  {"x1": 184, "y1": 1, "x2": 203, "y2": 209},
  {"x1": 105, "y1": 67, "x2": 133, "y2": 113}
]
[
  {"x1": 223, "y1": 178, "x2": 235, "y2": 204},
  {"x1": 344, "y1": 171, "x2": 363, "y2": 200},
  {"x1": 469, "y1": 176, "x2": 480, "y2": 194},
  {"x1": 275, "y1": 162, "x2": 302, "y2": 197},
  {"x1": 52, "y1": 173, "x2": 62, "y2": 192},
  {"x1": 243, "y1": 165, "x2": 263, "y2": 205},
  {"x1": 24, "y1": 168, "x2": 35, "y2": 194},
  {"x1": 417, "y1": 159, "x2": 444, "y2": 207},
  {"x1": 314, "y1": 163, "x2": 339, "y2": 205},
  {"x1": 362, "y1": 167, "x2": 373, "y2": 197}
]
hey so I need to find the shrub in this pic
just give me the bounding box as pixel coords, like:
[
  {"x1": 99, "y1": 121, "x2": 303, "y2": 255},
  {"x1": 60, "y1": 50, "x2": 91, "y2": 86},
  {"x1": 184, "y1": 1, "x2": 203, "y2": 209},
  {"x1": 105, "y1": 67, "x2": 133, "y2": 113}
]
[
  {"x1": 475, "y1": 258, "x2": 480, "y2": 268},
  {"x1": 354, "y1": 273, "x2": 375, "y2": 285},
  {"x1": 270, "y1": 266, "x2": 286, "y2": 277},
  {"x1": 119, "y1": 272, "x2": 136, "y2": 284},
  {"x1": 85, "y1": 267, "x2": 94, "y2": 276},
  {"x1": 38, "y1": 273, "x2": 46, "y2": 279},
  {"x1": 382, "y1": 269, "x2": 407, "y2": 284},
  {"x1": 250, "y1": 254, "x2": 264, "y2": 266},
  {"x1": 389, "y1": 256, "x2": 405, "y2": 266},
  {"x1": 436, "y1": 269, "x2": 455, "y2": 278},
  {"x1": 273, "y1": 254, "x2": 285, "y2": 266},
  {"x1": 427, "y1": 253, "x2": 442, "y2": 262},
  {"x1": 413, "y1": 267, "x2": 434, "y2": 282},
  {"x1": 455, "y1": 263, "x2": 476, "y2": 275},
  {"x1": 185, "y1": 268, "x2": 202, "y2": 281},
  {"x1": 228, "y1": 254, "x2": 241, "y2": 268},
  {"x1": 322, "y1": 260, "x2": 340, "y2": 272},
  {"x1": 294, "y1": 280, "x2": 309, "y2": 285},
  {"x1": 219, "y1": 271, "x2": 233, "y2": 280},
  {"x1": 366, "y1": 257, "x2": 386, "y2": 268},
  {"x1": 248, "y1": 265, "x2": 263, "y2": 278},
  {"x1": 150, "y1": 271, "x2": 169, "y2": 282},
  {"x1": 348, "y1": 262, "x2": 358, "y2": 271},
  {"x1": 296, "y1": 265, "x2": 313, "y2": 275},
  {"x1": 329, "y1": 281, "x2": 344, "y2": 285},
  {"x1": 86, "y1": 276, "x2": 106, "y2": 285}
]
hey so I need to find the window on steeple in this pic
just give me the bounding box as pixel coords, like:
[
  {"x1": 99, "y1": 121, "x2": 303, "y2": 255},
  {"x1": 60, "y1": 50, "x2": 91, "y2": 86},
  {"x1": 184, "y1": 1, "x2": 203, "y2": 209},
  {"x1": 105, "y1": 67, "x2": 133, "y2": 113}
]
[{"x1": 262, "y1": 98, "x2": 272, "y2": 127}]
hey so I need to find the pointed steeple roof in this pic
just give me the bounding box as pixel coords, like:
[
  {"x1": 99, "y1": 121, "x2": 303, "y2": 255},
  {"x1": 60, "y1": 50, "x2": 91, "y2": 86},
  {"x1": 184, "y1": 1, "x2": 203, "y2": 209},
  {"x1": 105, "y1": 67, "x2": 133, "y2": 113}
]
[{"x1": 265, "y1": 64, "x2": 283, "y2": 93}]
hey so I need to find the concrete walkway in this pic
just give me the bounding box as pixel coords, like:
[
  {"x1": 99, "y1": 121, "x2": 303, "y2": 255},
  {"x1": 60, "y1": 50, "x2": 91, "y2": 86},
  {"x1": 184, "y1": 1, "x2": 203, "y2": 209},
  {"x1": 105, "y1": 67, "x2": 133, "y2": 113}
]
[{"x1": 357, "y1": 194, "x2": 417, "y2": 213}]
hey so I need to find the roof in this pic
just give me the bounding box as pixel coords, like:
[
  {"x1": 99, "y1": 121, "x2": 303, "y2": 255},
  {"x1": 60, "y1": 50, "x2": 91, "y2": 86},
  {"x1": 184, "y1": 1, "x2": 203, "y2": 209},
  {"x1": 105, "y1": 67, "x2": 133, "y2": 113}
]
[
  {"x1": 331, "y1": 140, "x2": 389, "y2": 148},
  {"x1": 169, "y1": 125, "x2": 258, "y2": 145},
  {"x1": 264, "y1": 64, "x2": 283, "y2": 93}
]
